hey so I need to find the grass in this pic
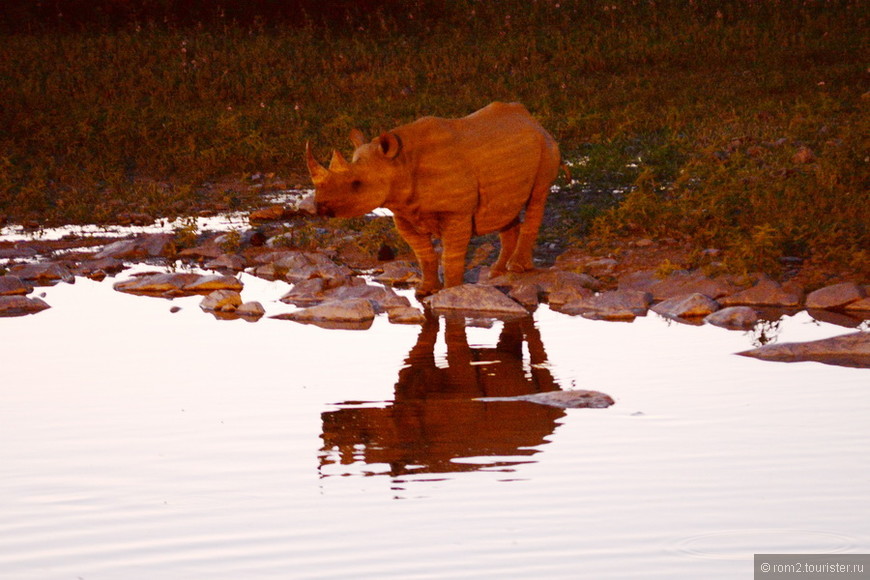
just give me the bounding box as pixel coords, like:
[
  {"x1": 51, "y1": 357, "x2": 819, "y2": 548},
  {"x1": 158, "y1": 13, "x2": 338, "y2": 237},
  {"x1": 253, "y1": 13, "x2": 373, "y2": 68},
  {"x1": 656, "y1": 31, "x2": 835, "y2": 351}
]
[{"x1": 1, "y1": 0, "x2": 867, "y2": 282}]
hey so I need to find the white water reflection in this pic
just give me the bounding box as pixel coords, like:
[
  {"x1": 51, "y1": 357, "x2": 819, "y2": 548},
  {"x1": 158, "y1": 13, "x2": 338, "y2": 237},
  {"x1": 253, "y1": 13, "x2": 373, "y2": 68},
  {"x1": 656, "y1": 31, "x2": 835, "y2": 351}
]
[{"x1": 1, "y1": 267, "x2": 868, "y2": 579}]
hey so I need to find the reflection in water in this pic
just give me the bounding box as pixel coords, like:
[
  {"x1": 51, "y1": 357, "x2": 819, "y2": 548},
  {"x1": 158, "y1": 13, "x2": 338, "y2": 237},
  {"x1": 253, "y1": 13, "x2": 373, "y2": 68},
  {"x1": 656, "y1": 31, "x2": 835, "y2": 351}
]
[{"x1": 320, "y1": 313, "x2": 567, "y2": 479}]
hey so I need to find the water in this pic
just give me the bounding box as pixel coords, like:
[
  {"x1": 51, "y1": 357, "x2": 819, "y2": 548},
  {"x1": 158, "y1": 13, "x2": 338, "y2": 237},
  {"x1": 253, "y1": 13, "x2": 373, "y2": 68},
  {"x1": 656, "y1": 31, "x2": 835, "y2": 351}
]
[{"x1": 1, "y1": 268, "x2": 868, "y2": 579}]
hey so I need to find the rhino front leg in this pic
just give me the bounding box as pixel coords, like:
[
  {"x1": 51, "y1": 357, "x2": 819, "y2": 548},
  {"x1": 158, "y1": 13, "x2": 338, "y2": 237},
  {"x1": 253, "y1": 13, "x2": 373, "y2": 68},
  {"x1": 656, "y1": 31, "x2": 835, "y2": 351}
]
[
  {"x1": 393, "y1": 214, "x2": 440, "y2": 296},
  {"x1": 439, "y1": 215, "x2": 473, "y2": 288}
]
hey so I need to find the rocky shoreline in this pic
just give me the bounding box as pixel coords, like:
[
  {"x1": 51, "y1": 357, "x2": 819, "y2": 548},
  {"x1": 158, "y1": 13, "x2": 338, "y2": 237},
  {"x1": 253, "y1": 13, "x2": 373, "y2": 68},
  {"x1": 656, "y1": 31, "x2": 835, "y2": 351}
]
[{"x1": 2, "y1": 214, "x2": 868, "y2": 368}]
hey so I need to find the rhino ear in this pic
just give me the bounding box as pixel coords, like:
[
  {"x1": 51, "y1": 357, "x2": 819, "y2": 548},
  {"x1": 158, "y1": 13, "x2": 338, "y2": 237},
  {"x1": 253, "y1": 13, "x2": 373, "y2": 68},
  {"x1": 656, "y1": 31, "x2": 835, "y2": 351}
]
[
  {"x1": 305, "y1": 142, "x2": 329, "y2": 185},
  {"x1": 329, "y1": 149, "x2": 350, "y2": 172},
  {"x1": 349, "y1": 129, "x2": 366, "y2": 149},
  {"x1": 377, "y1": 132, "x2": 403, "y2": 159}
]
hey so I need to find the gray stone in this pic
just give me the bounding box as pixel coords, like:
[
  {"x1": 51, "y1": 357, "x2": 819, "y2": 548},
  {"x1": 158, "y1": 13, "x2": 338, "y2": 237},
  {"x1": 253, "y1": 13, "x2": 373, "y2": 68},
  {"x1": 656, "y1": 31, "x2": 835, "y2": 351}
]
[
  {"x1": 424, "y1": 284, "x2": 528, "y2": 317},
  {"x1": 546, "y1": 285, "x2": 594, "y2": 309},
  {"x1": 8, "y1": 262, "x2": 74, "y2": 285},
  {"x1": 0, "y1": 275, "x2": 30, "y2": 296},
  {"x1": 0, "y1": 295, "x2": 50, "y2": 317},
  {"x1": 113, "y1": 273, "x2": 241, "y2": 296},
  {"x1": 486, "y1": 268, "x2": 601, "y2": 295},
  {"x1": 719, "y1": 278, "x2": 803, "y2": 307},
  {"x1": 278, "y1": 298, "x2": 376, "y2": 327},
  {"x1": 204, "y1": 254, "x2": 246, "y2": 271},
  {"x1": 236, "y1": 301, "x2": 266, "y2": 318},
  {"x1": 652, "y1": 293, "x2": 720, "y2": 319},
  {"x1": 558, "y1": 290, "x2": 653, "y2": 321},
  {"x1": 373, "y1": 260, "x2": 423, "y2": 286},
  {"x1": 805, "y1": 282, "x2": 866, "y2": 310},
  {"x1": 648, "y1": 270, "x2": 737, "y2": 301},
  {"x1": 476, "y1": 389, "x2": 615, "y2": 409},
  {"x1": 200, "y1": 289, "x2": 243, "y2": 312},
  {"x1": 738, "y1": 331, "x2": 870, "y2": 369},
  {"x1": 387, "y1": 306, "x2": 427, "y2": 324},
  {"x1": 704, "y1": 306, "x2": 759, "y2": 329},
  {"x1": 95, "y1": 234, "x2": 175, "y2": 259}
]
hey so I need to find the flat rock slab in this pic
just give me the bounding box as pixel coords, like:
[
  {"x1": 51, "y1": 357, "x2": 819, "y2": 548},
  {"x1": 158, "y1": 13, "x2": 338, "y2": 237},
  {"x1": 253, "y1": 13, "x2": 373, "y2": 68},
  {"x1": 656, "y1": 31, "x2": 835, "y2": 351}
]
[
  {"x1": 8, "y1": 262, "x2": 75, "y2": 285},
  {"x1": 114, "y1": 273, "x2": 243, "y2": 297},
  {"x1": 274, "y1": 298, "x2": 376, "y2": 330},
  {"x1": 557, "y1": 290, "x2": 653, "y2": 321},
  {"x1": 423, "y1": 284, "x2": 528, "y2": 317},
  {"x1": 476, "y1": 390, "x2": 615, "y2": 409},
  {"x1": 95, "y1": 234, "x2": 175, "y2": 259},
  {"x1": 719, "y1": 278, "x2": 803, "y2": 308},
  {"x1": 738, "y1": 331, "x2": 870, "y2": 368},
  {"x1": 0, "y1": 295, "x2": 50, "y2": 317}
]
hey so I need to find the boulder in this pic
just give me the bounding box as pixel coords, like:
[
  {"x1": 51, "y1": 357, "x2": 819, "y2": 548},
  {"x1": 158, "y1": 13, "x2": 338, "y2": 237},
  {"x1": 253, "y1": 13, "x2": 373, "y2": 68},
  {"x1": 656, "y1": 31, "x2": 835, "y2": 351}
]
[
  {"x1": 557, "y1": 290, "x2": 653, "y2": 321},
  {"x1": 719, "y1": 277, "x2": 803, "y2": 307},
  {"x1": 652, "y1": 293, "x2": 720, "y2": 319},
  {"x1": 508, "y1": 284, "x2": 540, "y2": 308},
  {"x1": 200, "y1": 289, "x2": 243, "y2": 312},
  {"x1": 476, "y1": 389, "x2": 615, "y2": 409},
  {"x1": 554, "y1": 249, "x2": 618, "y2": 277},
  {"x1": 373, "y1": 260, "x2": 423, "y2": 286},
  {"x1": 8, "y1": 262, "x2": 74, "y2": 285},
  {"x1": 0, "y1": 275, "x2": 30, "y2": 296},
  {"x1": 647, "y1": 270, "x2": 738, "y2": 301},
  {"x1": 486, "y1": 268, "x2": 601, "y2": 295},
  {"x1": 704, "y1": 306, "x2": 759, "y2": 329},
  {"x1": 72, "y1": 257, "x2": 125, "y2": 278},
  {"x1": 95, "y1": 234, "x2": 175, "y2": 259},
  {"x1": 737, "y1": 331, "x2": 870, "y2": 369},
  {"x1": 546, "y1": 284, "x2": 594, "y2": 309},
  {"x1": 617, "y1": 269, "x2": 659, "y2": 292},
  {"x1": 845, "y1": 296, "x2": 870, "y2": 312},
  {"x1": 276, "y1": 298, "x2": 376, "y2": 329},
  {"x1": 113, "y1": 272, "x2": 242, "y2": 297},
  {"x1": 387, "y1": 306, "x2": 427, "y2": 324},
  {"x1": 0, "y1": 295, "x2": 50, "y2": 317},
  {"x1": 237, "y1": 301, "x2": 266, "y2": 318},
  {"x1": 423, "y1": 284, "x2": 528, "y2": 317},
  {"x1": 204, "y1": 254, "x2": 246, "y2": 271},
  {"x1": 805, "y1": 282, "x2": 866, "y2": 310}
]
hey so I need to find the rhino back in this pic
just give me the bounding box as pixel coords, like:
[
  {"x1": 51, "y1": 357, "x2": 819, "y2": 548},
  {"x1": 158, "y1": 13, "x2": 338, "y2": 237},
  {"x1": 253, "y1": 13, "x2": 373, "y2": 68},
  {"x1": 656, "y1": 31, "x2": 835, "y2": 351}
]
[{"x1": 395, "y1": 103, "x2": 557, "y2": 232}]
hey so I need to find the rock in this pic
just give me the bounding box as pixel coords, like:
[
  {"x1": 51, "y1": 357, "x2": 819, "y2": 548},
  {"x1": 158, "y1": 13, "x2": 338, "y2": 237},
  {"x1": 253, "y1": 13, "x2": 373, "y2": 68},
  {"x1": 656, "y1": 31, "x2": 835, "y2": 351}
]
[
  {"x1": 546, "y1": 285, "x2": 594, "y2": 309},
  {"x1": 334, "y1": 240, "x2": 378, "y2": 269},
  {"x1": 204, "y1": 254, "x2": 246, "y2": 271},
  {"x1": 183, "y1": 274, "x2": 244, "y2": 293},
  {"x1": 554, "y1": 249, "x2": 618, "y2": 277},
  {"x1": 387, "y1": 306, "x2": 427, "y2": 324},
  {"x1": 200, "y1": 289, "x2": 243, "y2": 312},
  {"x1": 647, "y1": 270, "x2": 738, "y2": 301},
  {"x1": 423, "y1": 284, "x2": 528, "y2": 317},
  {"x1": 805, "y1": 282, "x2": 865, "y2": 310},
  {"x1": 249, "y1": 205, "x2": 287, "y2": 222},
  {"x1": 73, "y1": 257, "x2": 125, "y2": 278},
  {"x1": 719, "y1": 277, "x2": 803, "y2": 307},
  {"x1": 737, "y1": 331, "x2": 870, "y2": 369},
  {"x1": 8, "y1": 262, "x2": 74, "y2": 285},
  {"x1": 508, "y1": 284, "x2": 540, "y2": 308},
  {"x1": 113, "y1": 272, "x2": 242, "y2": 297},
  {"x1": 845, "y1": 296, "x2": 870, "y2": 312},
  {"x1": 652, "y1": 293, "x2": 720, "y2": 319},
  {"x1": 0, "y1": 275, "x2": 30, "y2": 296},
  {"x1": 276, "y1": 298, "x2": 376, "y2": 328},
  {"x1": 280, "y1": 278, "x2": 331, "y2": 306},
  {"x1": 476, "y1": 389, "x2": 615, "y2": 409},
  {"x1": 0, "y1": 295, "x2": 50, "y2": 317},
  {"x1": 237, "y1": 301, "x2": 266, "y2": 318},
  {"x1": 557, "y1": 290, "x2": 653, "y2": 321},
  {"x1": 0, "y1": 245, "x2": 39, "y2": 259},
  {"x1": 178, "y1": 239, "x2": 224, "y2": 260},
  {"x1": 373, "y1": 260, "x2": 423, "y2": 286},
  {"x1": 95, "y1": 234, "x2": 175, "y2": 259},
  {"x1": 704, "y1": 306, "x2": 759, "y2": 329},
  {"x1": 617, "y1": 269, "x2": 659, "y2": 292}
]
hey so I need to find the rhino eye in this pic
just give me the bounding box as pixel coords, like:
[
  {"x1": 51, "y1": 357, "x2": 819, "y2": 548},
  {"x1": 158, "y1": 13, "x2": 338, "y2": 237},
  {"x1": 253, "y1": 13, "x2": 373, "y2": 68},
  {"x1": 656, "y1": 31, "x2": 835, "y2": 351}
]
[{"x1": 351, "y1": 179, "x2": 363, "y2": 191}]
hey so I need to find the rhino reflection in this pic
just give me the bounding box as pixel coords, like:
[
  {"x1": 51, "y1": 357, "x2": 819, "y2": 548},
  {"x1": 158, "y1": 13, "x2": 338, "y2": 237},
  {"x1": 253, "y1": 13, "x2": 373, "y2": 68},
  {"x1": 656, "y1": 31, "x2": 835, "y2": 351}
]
[{"x1": 320, "y1": 314, "x2": 567, "y2": 478}]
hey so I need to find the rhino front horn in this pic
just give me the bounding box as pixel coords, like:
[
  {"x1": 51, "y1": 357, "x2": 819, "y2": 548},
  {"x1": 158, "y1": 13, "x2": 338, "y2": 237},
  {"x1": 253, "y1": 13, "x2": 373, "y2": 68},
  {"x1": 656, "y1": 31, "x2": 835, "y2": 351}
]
[{"x1": 305, "y1": 142, "x2": 330, "y2": 185}]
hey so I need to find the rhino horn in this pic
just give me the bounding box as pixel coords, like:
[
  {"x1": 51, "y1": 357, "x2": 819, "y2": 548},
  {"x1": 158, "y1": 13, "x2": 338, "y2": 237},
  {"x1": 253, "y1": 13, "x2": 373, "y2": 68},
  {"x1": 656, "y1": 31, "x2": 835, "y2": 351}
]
[
  {"x1": 305, "y1": 142, "x2": 330, "y2": 185},
  {"x1": 329, "y1": 149, "x2": 351, "y2": 172}
]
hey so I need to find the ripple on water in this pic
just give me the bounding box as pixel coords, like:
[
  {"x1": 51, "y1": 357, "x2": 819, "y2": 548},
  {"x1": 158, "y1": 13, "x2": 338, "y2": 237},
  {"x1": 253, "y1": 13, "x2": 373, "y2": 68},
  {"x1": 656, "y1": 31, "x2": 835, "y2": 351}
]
[{"x1": 673, "y1": 528, "x2": 859, "y2": 560}]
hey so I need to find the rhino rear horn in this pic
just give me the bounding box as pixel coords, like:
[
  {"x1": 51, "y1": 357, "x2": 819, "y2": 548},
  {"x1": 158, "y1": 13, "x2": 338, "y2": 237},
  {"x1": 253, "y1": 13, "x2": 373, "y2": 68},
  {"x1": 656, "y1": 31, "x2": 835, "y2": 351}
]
[
  {"x1": 305, "y1": 142, "x2": 330, "y2": 185},
  {"x1": 349, "y1": 129, "x2": 366, "y2": 149},
  {"x1": 329, "y1": 149, "x2": 351, "y2": 172},
  {"x1": 378, "y1": 132, "x2": 403, "y2": 159}
]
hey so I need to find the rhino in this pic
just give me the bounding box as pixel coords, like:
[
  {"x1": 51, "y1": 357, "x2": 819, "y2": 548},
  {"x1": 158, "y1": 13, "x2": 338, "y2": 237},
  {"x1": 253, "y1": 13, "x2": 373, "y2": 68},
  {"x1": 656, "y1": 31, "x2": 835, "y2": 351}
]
[{"x1": 305, "y1": 102, "x2": 561, "y2": 296}]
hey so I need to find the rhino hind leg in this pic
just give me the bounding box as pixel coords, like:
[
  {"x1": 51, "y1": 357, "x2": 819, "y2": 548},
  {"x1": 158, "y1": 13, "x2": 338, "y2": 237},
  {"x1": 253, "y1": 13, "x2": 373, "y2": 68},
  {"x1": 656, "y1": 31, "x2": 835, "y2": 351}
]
[
  {"x1": 506, "y1": 144, "x2": 559, "y2": 273},
  {"x1": 492, "y1": 224, "x2": 520, "y2": 275}
]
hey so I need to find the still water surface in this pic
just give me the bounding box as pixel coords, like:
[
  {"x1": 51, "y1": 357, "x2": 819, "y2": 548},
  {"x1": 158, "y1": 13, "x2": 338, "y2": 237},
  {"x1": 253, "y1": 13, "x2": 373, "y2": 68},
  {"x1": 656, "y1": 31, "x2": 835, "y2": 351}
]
[{"x1": 1, "y1": 271, "x2": 868, "y2": 579}]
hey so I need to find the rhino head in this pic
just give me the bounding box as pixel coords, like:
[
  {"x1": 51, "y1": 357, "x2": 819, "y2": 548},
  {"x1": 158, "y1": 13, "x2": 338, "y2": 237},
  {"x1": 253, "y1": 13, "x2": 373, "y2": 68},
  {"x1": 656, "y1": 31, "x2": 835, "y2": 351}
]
[{"x1": 305, "y1": 130, "x2": 403, "y2": 218}]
